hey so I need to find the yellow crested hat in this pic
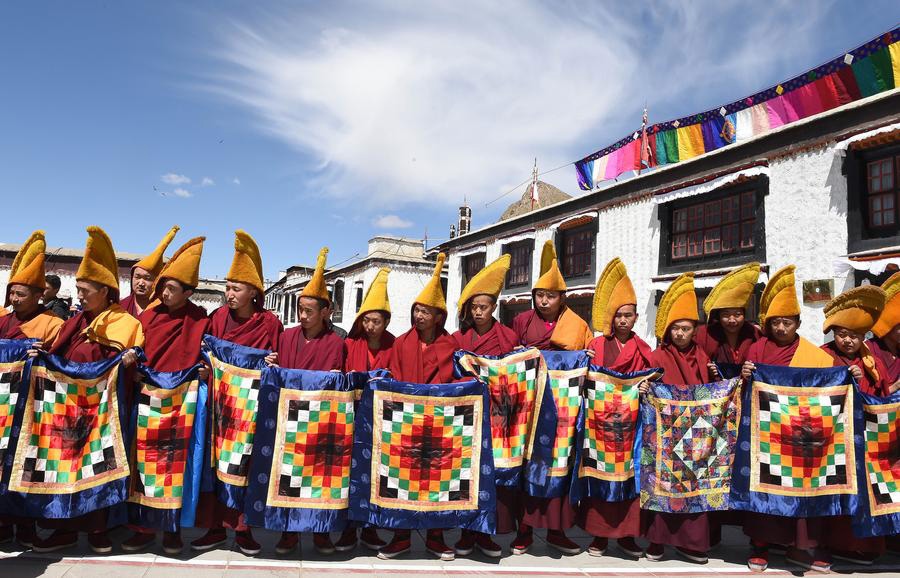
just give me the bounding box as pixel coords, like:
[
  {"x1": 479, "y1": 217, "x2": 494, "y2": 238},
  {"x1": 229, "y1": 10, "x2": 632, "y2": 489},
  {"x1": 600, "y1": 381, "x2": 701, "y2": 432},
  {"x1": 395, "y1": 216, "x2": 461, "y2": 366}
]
[
  {"x1": 76, "y1": 226, "x2": 120, "y2": 291},
  {"x1": 8, "y1": 230, "x2": 47, "y2": 290},
  {"x1": 759, "y1": 265, "x2": 800, "y2": 324},
  {"x1": 457, "y1": 254, "x2": 510, "y2": 317},
  {"x1": 153, "y1": 237, "x2": 205, "y2": 296},
  {"x1": 300, "y1": 247, "x2": 330, "y2": 303},
  {"x1": 823, "y1": 285, "x2": 886, "y2": 335},
  {"x1": 533, "y1": 240, "x2": 566, "y2": 292},
  {"x1": 704, "y1": 262, "x2": 760, "y2": 316},
  {"x1": 414, "y1": 253, "x2": 447, "y2": 313},
  {"x1": 655, "y1": 272, "x2": 698, "y2": 339},
  {"x1": 592, "y1": 257, "x2": 637, "y2": 334},
  {"x1": 356, "y1": 267, "x2": 391, "y2": 322},
  {"x1": 227, "y1": 230, "x2": 265, "y2": 295},
  {"x1": 134, "y1": 225, "x2": 179, "y2": 278},
  {"x1": 872, "y1": 272, "x2": 900, "y2": 338}
]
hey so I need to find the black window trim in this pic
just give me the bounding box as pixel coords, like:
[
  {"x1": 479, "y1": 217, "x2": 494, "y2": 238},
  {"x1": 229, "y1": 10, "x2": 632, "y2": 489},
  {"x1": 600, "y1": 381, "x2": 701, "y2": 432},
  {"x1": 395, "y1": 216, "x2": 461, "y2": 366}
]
[
  {"x1": 845, "y1": 142, "x2": 900, "y2": 254},
  {"x1": 555, "y1": 219, "x2": 598, "y2": 285},
  {"x1": 501, "y1": 238, "x2": 535, "y2": 291}
]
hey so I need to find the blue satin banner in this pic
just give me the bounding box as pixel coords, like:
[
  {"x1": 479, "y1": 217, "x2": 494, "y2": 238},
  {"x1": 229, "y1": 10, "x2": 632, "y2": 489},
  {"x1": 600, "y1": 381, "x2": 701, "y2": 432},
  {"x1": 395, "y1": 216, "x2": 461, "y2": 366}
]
[
  {"x1": 0, "y1": 339, "x2": 35, "y2": 515},
  {"x1": 852, "y1": 387, "x2": 900, "y2": 537}
]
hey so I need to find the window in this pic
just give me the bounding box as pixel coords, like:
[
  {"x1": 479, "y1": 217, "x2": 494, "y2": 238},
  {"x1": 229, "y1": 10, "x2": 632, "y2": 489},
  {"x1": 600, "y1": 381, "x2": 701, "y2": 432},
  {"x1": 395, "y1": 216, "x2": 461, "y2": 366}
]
[
  {"x1": 847, "y1": 145, "x2": 900, "y2": 253},
  {"x1": 560, "y1": 226, "x2": 596, "y2": 278},
  {"x1": 867, "y1": 157, "x2": 897, "y2": 228},
  {"x1": 331, "y1": 280, "x2": 344, "y2": 323},
  {"x1": 504, "y1": 240, "x2": 533, "y2": 288},
  {"x1": 355, "y1": 284, "x2": 364, "y2": 312},
  {"x1": 671, "y1": 191, "x2": 756, "y2": 261},
  {"x1": 462, "y1": 253, "x2": 486, "y2": 287}
]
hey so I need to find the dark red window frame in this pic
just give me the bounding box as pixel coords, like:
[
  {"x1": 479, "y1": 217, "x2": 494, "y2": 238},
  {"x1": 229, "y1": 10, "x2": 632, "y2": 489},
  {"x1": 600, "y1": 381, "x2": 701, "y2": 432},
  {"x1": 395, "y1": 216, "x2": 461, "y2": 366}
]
[
  {"x1": 671, "y1": 191, "x2": 756, "y2": 261},
  {"x1": 504, "y1": 241, "x2": 533, "y2": 288},
  {"x1": 561, "y1": 227, "x2": 595, "y2": 278},
  {"x1": 866, "y1": 156, "x2": 898, "y2": 229},
  {"x1": 462, "y1": 253, "x2": 486, "y2": 287}
]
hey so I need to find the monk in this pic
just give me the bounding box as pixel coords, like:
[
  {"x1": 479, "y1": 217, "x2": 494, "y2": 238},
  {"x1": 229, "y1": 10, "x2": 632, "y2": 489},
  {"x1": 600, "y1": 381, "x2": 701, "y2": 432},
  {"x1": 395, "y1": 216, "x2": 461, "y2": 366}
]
[
  {"x1": 868, "y1": 271, "x2": 900, "y2": 389},
  {"x1": 191, "y1": 231, "x2": 283, "y2": 556},
  {"x1": 121, "y1": 237, "x2": 209, "y2": 555},
  {"x1": 451, "y1": 255, "x2": 517, "y2": 558},
  {"x1": 264, "y1": 248, "x2": 346, "y2": 556},
  {"x1": 739, "y1": 265, "x2": 835, "y2": 573},
  {"x1": 694, "y1": 263, "x2": 763, "y2": 370},
  {"x1": 580, "y1": 258, "x2": 650, "y2": 559},
  {"x1": 642, "y1": 273, "x2": 716, "y2": 564},
  {"x1": 120, "y1": 225, "x2": 179, "y2": 318},
  {"x1": 30, "y1": 227, "x2": 144, "y2": 555},
  {"x1": 510, "y1": 241, "x2": 591, "y2": 556},
  {"x1": 377, "y1": 254, "x2": 459, "y2": 561}
]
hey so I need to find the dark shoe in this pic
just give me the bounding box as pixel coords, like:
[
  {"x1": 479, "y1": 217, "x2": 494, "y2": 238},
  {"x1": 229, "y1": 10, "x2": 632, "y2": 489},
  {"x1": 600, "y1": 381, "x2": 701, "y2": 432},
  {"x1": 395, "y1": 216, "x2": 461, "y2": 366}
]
[
  {"x1": 831, "y1": 549, "x2": 878, "y2": 565},
  {"x1": 15, "y1": 523, "x2": 36, "y2": 549},
  {"x1": 236, "y1": 530, "x2": 261, "y2": 556},
  {"x1": 474, "y1": 533, "x2": 502, "y2": 558},
  {"x1": 747, "y1": 542, "x2": 768, "y2": 573},
  {"x1": 360, "y1": 527, "x2": 385, "y2": 551},
  {"x1": 587, "y1": 537, "x2": 608, "y2": 557},
  {"x1": 121, "y1": 532, "x2": 156, "y2": 553},
  {"x1": 510, "y1": 529, "x2": 533, "y2": 555},
  {"x1": 191, "y1": 529, "x2": 227, "y2": 551},
  {"x1": 88, "y1": 531, "x2": 113, "y2": 554},
  {"x1": 0, "y1": 525, "x2": 13, "y2": 545},
  {"x1": 32, "y1": 530, "x2": 78, "y2": 553},
  {"x1": 426, "y1": 530, "x2": 455, "y2": 561},
  {"x1": 617, "y1": 537, "x2": 643, "y2": 558},
  {"x1": 162, "y1": 531, "x2": 183, "y2": 555},
  {"x1": 645, "y1": 542, "x2": 665, "y2": 561},
  {"x1": 313, "y1": 532, "x2": 335, "y2": 555},
  {"x1": 377, "y1": 534, "x2": 411, "y2": 560},
  {"x1": 274, "y1": 531, "x2": 299, "y2": 555},
  {"x1": 676, "y1": 547, "x2": 708, "y2": 564},
  {"x1": 454, "y1": 529, "x2": 475, "y2": 556},
  {"x1": 546, "y1": 531, "x2": 580, "y2": 556},
  {"x1": 785, "y1": 548, "x2": 831, "y2": 573},
  {"x1": 334, "y1": 528, "x2": 357, "y2": 552}
]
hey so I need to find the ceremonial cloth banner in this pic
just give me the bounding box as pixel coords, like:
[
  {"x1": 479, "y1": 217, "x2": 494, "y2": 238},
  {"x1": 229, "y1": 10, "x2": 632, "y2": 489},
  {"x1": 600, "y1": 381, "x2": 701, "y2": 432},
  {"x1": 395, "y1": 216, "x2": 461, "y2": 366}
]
[
  {"x1": 525, "y1": 350, "x2": 590, "y2": 499},
  {"x1": 202, "y1": 335, "x2": 268, "y2": 510},
  {"x1": 4, "y1": 350, "x2": 132, "y2": 519},
  {"x1": 852, "y1": 388, "x2": 900, "y2": 538},
  {"x1": 127, "y1": 363, "x2": 207, "y2": 531},
  {"x1": 730, "y1": 365, "x2": 859, "y2": 517},
  {"x1": 570, "y1": 366, "x2": 662, "y2": 504},
  {"x1": 245, "y1": 368, "x2": 369, "y2": 533},
  {"x1": 454, "y1": 348, "x2": 546, "y2": 486},
  {"x1": 639, "y1": 378, "x2": 741, "y2": 513},
  {"x1": 0, "y1": 339, "x2": 34, "y2": 516},
  {"x1": 348, "y1": 376, "x2": 496, "y2": 533}
]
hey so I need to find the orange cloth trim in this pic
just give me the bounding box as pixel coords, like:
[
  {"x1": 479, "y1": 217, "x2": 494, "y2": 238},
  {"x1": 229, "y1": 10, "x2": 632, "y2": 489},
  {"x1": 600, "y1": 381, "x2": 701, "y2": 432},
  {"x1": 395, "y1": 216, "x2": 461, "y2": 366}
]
[
  {"x1": 19, "y1": 312, "x2": 63, "y2": 347},
  {"x1": 549, "y1": 307, "x2": 594, "y2": 351},
  {"x1": 76, "y1": 226, "x2": 120, "y2": 291},
  {"x1": 134, "y1": 225, "x2": 180, "y2": 277},
  {"x1": 82, "y1": 304, "x2": 145, "y2": 352},
  {"x1": 789, "y1": 337, "x2": 834, "y2": 368}
]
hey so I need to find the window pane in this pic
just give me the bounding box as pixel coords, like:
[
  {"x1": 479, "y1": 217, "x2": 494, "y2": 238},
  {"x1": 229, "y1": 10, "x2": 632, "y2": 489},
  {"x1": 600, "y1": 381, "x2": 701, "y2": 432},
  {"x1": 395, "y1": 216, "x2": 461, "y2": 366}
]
[
  {"x1": 506, "y1": 243, "x2": 532, "y2": 286},
  {"x1": 705, "y1": 200, "x2": 721, "y2": 226},
  {"x1": 674, "y1": 209, "x2": 688, "y2": 232},
  {"x1": 704, "y1": 228, "x2": 721, "y2": 254},
  {"x1": 562, "y1": 230, "x2": 594, "y2": 277},
  {"x1": 722, "y1": 196, "x2": 739, "y2": 223},
  {"x1": 740, "y1": 221, "x2": 755, "y2": 248},
  {"x1": 672, "y1": 234, "x2": 687, "y2": 259},
  {"x1": 688, "y1": 232, "x2": 703, "y2": 256},
  {"x1": 721, "y1": 223, "x2": 738, "y2": 252},
  {"x1": 689, "y1": 206, "x2": 704, "y2": 230},
  {"x1": 741, "y1": 192, "x2": 755, "y2": 219}
]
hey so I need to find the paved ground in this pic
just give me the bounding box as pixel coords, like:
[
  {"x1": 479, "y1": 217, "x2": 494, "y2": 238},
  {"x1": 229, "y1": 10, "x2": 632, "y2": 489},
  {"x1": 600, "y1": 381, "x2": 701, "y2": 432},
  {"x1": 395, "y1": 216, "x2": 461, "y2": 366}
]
[{"x1": 1, "y1": 525, "x2": 899, "y2": 577}]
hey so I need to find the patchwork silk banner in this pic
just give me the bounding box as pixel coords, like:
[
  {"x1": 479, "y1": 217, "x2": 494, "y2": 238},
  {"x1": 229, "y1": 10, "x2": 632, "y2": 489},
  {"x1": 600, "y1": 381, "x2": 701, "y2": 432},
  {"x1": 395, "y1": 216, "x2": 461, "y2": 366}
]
[
  {"x1": 202, "y1": 335, "x2": 268, "y2": 510},
  {"x1": 730, "y1": 365, "x2": 859, "y2": 517},
  {"x1": 245, "y1": 368, "x2": 368, "y2": 533},
  {"x1": 570, "y1": 366, "x2": 662, "y2": 503},
  {"x1": 852, "y1": 388, "x2": 900, "y2": 538},
  {"x1": 4, "y1": 351, "x2": 131, "y2": 519},
  {"x1": 349, "y1": 377, "x2": 496, "y2": 533},
  {"x1": 127, "y1": 364, "x2": 207, "y2": 532},
  {"x1": 639, "y1": 378, "x2": 741, "y2": 513},
  {"x1": 454, "y1": 348, "x2": 546, "y2": 486},
  {"x1": 525, "y1": 350, "x2": 590, "y2": 498},
  {"x1": 0, "y1": 339, "x2": 34, "y2": 515}
]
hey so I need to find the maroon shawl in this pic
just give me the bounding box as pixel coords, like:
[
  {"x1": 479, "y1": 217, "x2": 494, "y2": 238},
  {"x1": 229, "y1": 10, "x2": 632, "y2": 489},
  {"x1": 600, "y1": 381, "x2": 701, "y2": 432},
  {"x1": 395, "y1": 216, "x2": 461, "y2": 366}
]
[
  {"x1": 208, "y1": 305, "x2": 282, "y2": 350},
  {"x1": 588, "y1": 333, "x2": 654, "y2": 373},
  {"x1": 388, "y1": 327, "x2": 457, "y2": 384},
  {"x1": 650, "y1": 342, "x2": 712, "y2": 386},
  {"x1": 452, "y1": 321, "x2": 519, "y2": 355},
  {"x1": 344, "y1": 331, "x2": 395, "y2": 372},
  {"x1": 276, "y1": 325, "x2": 346, "y2": 371},
  {"x1": 139, "y1": 301, "x2": 210, "y2": 371},
  {"x1": 821, "y1": 341, "x2": 891, "y2": 397},
  {"x1": 49, "y1": 311, "x2": 118, "y2": 362},
  {"x1": 868, "y1": 338, "x2": 900, "y2": 384},
  {"x1": 694, "y1": 322, "x2": 763, "y2": 365}
]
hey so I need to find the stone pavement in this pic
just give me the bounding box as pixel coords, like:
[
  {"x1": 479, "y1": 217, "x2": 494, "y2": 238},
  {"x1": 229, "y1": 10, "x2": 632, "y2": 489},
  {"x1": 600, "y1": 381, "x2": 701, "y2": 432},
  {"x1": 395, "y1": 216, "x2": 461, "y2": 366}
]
[{"x1": 1, "y1": 524, "x2": 899, "y2": 577}]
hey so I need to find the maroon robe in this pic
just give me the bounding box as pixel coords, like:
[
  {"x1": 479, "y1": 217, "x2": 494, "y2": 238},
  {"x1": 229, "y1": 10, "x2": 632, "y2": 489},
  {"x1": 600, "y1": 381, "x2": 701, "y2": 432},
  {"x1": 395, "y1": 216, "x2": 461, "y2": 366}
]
[
  {"x1": 277, "y1": 324, "x2": 346, "y2": 371},
  {"x1": 643, "y1": 341, "x2": 719, "y2": 551},
  {"x1": 452, "y1": 320, "x2": 519, "y2": 355},
  {"x1": 388, "y1": 327, "x2": 457, "y2": 384},
  {"x1": 694, "y1": 322, "x2": 762, "y2": 365},
  {"x1": 344, "y1": 332, "x2": 395, "y2": 372},
  {"x1": 119, "y1": 294, "x2": 145, "y2": 318},
  {"x1": 579, "y1": 333, "x2": 652, "y2": 539},
  {"x1": 867, "y1": 338, "x2": 900, "y2": 384},
  {"x1": 0, "y1": 307, "x2": 44, "y2": 340},
  {"x1": 821, "y1": 341, "x2": 891, "y2": 396},
  {"x1": 139, "y1": 301, "x2": 210, "y2": 372}
]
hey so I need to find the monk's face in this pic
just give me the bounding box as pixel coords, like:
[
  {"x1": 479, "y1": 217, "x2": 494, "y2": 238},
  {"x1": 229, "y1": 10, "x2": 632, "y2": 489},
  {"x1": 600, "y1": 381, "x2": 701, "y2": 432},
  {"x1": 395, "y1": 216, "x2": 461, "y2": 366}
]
[
  {"x1": 131, "y1": 267, "x2": 154, "y2": 299},
  {"x1": 160, "y1": 278, "x2": 192, "y2": 311},
  {"x1": 361, "y1": 311, "x2": 387, "y2": 340},
  {"x1": 469, "y1": 295, "x2": 496, "y2": 331},
  {"x1": 299, "y1": 296, "x2": 329, "y2": 332},
  {"x1": 413, "y1": 303, "x2": 442, "y2": 333},
  {"x1": 8, "y1": 284, "x2": 41, "y2": 315},
  {"x1": 76, "y1": 280, "x2": 110, "y2": 314},
  {"x1": 717, "y1": 308, "x2": 746, "y2": 335},
  {"x1": 767, "y1": 316, "x2": 799, "y2": 346},
  {"x1": 534, "y1": 290, "x2": 562, "y2": 320},
  {"x1": 668, "y1": 320, "x2": 696, "y2": 349},
  {"x1": 613, "y1": 304, "x2": 637, "y2": 338},
  {"x1": 832, "y1": 326, "x2": 863, "y2": 357},
  {"x1": 225, "y1": 281, "x2": 257, "y2": 312}
]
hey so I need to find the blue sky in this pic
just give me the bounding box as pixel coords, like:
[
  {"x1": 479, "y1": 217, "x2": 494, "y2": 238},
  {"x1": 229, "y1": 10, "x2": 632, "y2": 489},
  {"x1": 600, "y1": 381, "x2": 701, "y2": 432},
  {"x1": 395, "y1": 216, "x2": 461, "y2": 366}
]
[{"x1": 1, "y1": 2, "x2": 897, "y2": 280}]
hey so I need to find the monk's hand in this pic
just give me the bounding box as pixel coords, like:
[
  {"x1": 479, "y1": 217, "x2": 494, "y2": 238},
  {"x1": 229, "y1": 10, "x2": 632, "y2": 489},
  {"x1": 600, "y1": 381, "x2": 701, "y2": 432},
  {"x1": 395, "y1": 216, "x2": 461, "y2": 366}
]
[
  {"x1": 27, "y1": 342, "x2": 44, "y2": 358},
  {"x1": 740, "y1": 361, "x2": 756, "y2": 382},
  {"x1": 121, "y1": 349, "x2": 138, "y2": 367},
  {"x1": 848, "y1": 365, "x2": 863, "y2": 381},
  {"x1": 708, "y1": 362, "x2": 721, "y2": 379},
  {"x1": 264, "y1": 352, "x2": 279, "y2": 367},
  {"x1": 638, "y1": 379, "x2": 651, "y2": 395},
  {"x1": 890, "y1": 380, "x2": 900, "y2": 394},
  {"x1": 585, "y1": 349, "x2": 595, "y2": 359},
  {"x1": 197, "y1": 365, "x2": 209, "y2": 381}
]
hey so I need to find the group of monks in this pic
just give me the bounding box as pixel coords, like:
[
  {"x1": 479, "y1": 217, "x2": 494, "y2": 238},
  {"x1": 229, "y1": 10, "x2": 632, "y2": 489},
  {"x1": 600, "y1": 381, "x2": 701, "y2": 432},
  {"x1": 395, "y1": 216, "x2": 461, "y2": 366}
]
[{"x1": 1, "y1": 225, "x2": 898, "y2": 572}]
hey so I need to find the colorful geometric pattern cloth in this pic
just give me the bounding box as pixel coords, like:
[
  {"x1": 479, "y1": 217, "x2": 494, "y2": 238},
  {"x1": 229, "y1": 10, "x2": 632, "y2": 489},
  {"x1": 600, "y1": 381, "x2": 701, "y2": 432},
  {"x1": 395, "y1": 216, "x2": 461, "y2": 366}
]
[
  {"x1": 454, "y1": 348, "x2": 546, "y2": 485},
  {"x1": 639, "y1": 378, "x2": 741, "y2": 513},
  {"x1": 349, "y1": 376, "x2": 496, "y2": 533},
  {"x1": 0, "y1": 357, "x2": 27, "y2": 466},
  {"x1": 853, "y1": 388, "x2": 900, "y2": 538}
]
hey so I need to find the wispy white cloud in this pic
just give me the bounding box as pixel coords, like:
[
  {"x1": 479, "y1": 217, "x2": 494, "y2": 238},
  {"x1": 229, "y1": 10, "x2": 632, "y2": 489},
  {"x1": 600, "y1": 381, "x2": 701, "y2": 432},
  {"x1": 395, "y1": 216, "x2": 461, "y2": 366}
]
[
  {"x1": 161, "y1": 173, "x2": 191, "y2": 185},
  {"x1": 171, "y1": 188, "x2": 193, "y2": 198},
  {"x1": 232, "y1": 177, "x2": 241, "y2": 185},
  {"x1": 372, "y1": 214, "x2": 413, "y2": 229},
  {"x1": 201, "y1": 176, "x2": 215, "y2": 186}
]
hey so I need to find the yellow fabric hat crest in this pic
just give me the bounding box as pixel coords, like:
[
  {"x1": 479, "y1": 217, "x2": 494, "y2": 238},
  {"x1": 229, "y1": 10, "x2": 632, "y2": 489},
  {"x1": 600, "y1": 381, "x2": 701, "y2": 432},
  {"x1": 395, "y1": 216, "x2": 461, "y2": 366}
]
[
  {"x1": 9, "y1": 230, "x2": 47, "y2": 290},
  {"x1": 655, "y1": 272, "x2": 698, "y2": 339},
  {"x1": 227, "y1": 230, "x2": 265, "y2": 295},
  {"x1": 153, "y1": 237, "x2": 205, "y2": 296},
  {"x1": 872, "y1": 272, "x2": 900, "y2": 338},
  {"x1": 592, "y1": 258, "x2": 637, "y2": 334},
  {"x1": 534, "y1": 240, "x2": 566, "y2": 292},
  {"x1": 414, "y1": 253, "x2": 447, "y2": 313},
  {"x1": 704, "y1": 262, "x2": 760, "y2": 316},
  {"x1": 76, "y1": 226, "x2": 120, "y2": 291},
  {"x1": 135, "y1": 225, "x2": 180, "y2": 278},
  {"x1": 759, "y1": 265, "x2": 800, "y2": 324},
  {"x1": 823, "y1": 285, "x2": 886, "y2": 335},
  {"x1": 457, "y1": 254, "x2": 510, "y2": 317},
  {"x1": 300, "y1": 247, "x2": 330, "y2": 303},
  {"x1": 356, "y1": 267, "x2": 391, "y2": 321}
]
